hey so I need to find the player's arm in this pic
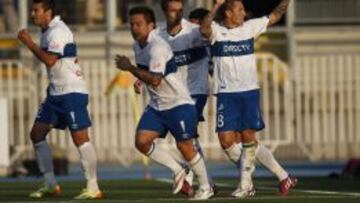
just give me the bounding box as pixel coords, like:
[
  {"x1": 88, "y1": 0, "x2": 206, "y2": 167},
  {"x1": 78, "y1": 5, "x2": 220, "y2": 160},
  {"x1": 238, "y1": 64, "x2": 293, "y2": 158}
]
[
  {"x1": 268, "y1": 0, "x2": 290, "y2": 27},
  {"x1": 200, "y1": 0, "x2": 225, "y2": 39},
  {"x1": 18, "y1": 29, "x2": 58, "y2": 67},
  {"x1": 115, "y1": 55, "x2": 162, "y2": 87}
]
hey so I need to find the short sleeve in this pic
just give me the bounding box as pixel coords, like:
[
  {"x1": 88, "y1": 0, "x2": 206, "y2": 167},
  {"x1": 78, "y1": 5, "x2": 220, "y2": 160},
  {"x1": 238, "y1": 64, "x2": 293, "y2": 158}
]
[
  {"x1": 46, "y1": 28, "x2": 67, "y2": 55},
  {"x1": 247, "y1": 16, "x2": 269, "y2": 38},
  {"x1": 149, "y1": 44, "x2": 170, "y2": 75}
]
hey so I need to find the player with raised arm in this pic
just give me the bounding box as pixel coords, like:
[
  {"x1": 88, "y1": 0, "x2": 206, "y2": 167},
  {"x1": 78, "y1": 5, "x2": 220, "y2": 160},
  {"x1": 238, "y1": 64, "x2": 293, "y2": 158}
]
[
  {"x1": 17, "y1": 0, "x2": 103, "y2": 200},
  {"x1": 200, "y1": 0, "x2": 297, "y2": 198},
  {"x1": 115, "y1": 6, "x2": 214, "y2": 200}
]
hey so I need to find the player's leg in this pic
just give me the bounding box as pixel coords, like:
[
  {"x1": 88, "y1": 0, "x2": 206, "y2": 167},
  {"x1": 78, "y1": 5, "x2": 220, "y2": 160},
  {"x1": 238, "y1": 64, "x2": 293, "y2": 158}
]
[
  {"x1": 29, "y1": 97, "x2": 63, "y2": 198},
  {"x1": 29, "y1": 122, "x2": 62, "y2": 198},
  {"x1": 59, "y1": 93, "x2": 102, "y2": 199},
  {"x1": 167, "y1": 104, "x2": 213, "y2": 200},
  {"x1": 238, "y1": 131, "x2": 292, "y2": 186},
  {"x1": 171, "y1": 95, "x2": 207, "y2": 167},
  {"x1": 71, "y1": 129, "x2": 103, "y2": 200},
  {"x1": 235, "y1": 90, "x2": 264, "y2": 198},
  {"x1": 136, "y1": 106, "x2": 186, "y2": 194},
  {"x1": 216, "y1": 93, "x2": 242, "y2": 166}
]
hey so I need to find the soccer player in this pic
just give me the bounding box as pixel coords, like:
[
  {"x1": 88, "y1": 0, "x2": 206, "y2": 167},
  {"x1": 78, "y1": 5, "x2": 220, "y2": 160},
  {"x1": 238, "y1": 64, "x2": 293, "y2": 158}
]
[
  {"x1": 17, "y1": 0, "x2": 103, "y2": 200},
  {"x1": 200, "y1": 0, "x2": 297, "y2": 198},
  {"x1": 115, "y1": 6, "x2": 214, "y2": 200},
  {"x1": 157, "y1": 0, "x2": 210, "y2": 156},
  {"x1": 155, "y1": 0, "x2": 215, "y2": 193}
]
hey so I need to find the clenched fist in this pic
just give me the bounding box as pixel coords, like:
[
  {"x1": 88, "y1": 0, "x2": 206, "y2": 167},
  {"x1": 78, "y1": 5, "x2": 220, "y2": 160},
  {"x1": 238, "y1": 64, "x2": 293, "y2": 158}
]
[
  {"x1": 18, "y1": 29, "x2": 34, "y2": 46},
  {"x1": 115, "y1": 55, "x2": 133, "y2": 71}
]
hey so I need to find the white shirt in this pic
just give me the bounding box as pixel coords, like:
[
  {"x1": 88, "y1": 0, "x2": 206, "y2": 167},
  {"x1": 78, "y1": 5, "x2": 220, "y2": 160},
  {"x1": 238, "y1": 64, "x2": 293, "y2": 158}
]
[
  {"x1": 157, "y1": 19, "x2": 210, "y2": 96},
  {"x1": 40, "y1": 16, "x2": 88, "y2": 96},
  {"x1": 210, "y1": 16, "x2": 269, "y2": 94},
  {"x1": 134, "y1": 30, "x2": 194, "y2": 111}
]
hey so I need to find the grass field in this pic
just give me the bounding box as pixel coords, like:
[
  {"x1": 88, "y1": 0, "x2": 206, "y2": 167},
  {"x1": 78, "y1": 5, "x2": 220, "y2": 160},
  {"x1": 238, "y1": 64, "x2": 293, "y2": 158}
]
[{"x1": 0, "y1": 177, "x2": 360, "y2": 202}]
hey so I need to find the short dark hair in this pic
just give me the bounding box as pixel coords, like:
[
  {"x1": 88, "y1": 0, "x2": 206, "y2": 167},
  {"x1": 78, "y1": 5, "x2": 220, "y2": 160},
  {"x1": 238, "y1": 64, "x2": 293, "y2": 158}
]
[
  {"x1": 129, "y1": 6, "x2": 156, "y2": 25},
  {"x1": 161, "y1": 0, "x2": 184, "y2": 11},
  {"x1": 218, "y1": 0, "x2": 244, "y2": 20},
  {"x1": 33, "y1": 0, "x2": 56, "y2": 16},
  {"x1": 189, "y1": 8, "x2": 210, "y2": 22}
]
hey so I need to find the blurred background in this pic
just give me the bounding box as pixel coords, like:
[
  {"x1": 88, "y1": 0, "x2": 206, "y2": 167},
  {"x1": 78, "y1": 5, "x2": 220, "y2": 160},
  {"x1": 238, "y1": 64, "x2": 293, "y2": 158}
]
[{"x1": 0, "y1": 0, "x2": 360, "y2": 178}]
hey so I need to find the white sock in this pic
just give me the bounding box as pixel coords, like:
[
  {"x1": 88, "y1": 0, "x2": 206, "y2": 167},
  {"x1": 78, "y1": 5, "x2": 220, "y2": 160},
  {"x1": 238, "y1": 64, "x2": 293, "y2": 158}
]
[
  {"x1": 189, "y1": 153, "x2": 210, "y2": 190},
  {"x1": 240, "y1": 143, "x2": 257, "y2": 190},
  {"x1": 78, "y1": 142, "x2": 99, "y2": 192},
  {"x1": 147, "y1": 143, "x2": 183, "y2": 174},
  {"x1": 256, "y1": 144, "x2": 288, "y2": 181},
  {"x1": 224, "y1": 143, "x2": 242, "y2": 167},
  {"x1": 34, "y1": 141, "x2": 57, "y2": 188},
  {"x1": 169, "y1": 145, "x2": 188, "y2": 169}
]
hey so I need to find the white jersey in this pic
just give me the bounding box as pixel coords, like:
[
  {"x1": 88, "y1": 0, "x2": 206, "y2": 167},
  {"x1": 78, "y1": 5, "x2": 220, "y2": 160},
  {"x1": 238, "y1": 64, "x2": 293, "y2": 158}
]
[
  {"x1": 210, "y1": 16, "x2": 269, "y2": 94},
  {"x1": 134, "y1": 30, "x2": 194, "y2": 111},
  {"x1": 40, "y1": 16, "x2": 88, "y2": 96},
  {"x1": 157, "y1": 19, "x2": 210, "y2": 96}
]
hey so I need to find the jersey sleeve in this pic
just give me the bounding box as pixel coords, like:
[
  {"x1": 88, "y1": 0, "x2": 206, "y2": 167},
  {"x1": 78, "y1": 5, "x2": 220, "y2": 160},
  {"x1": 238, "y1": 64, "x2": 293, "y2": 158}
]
[
  {"x1": 46, "y1": 28, "x2": 67, "y2": 56},
  {"x1": 247, "y1": 16, "x2": 270, "y2": 38},
  {"x1": 149, "y1": 44, "x2": 170, "y2": 75},
  {"x1": 209, "y1": 22, "x2": 221, "y2": 44}
]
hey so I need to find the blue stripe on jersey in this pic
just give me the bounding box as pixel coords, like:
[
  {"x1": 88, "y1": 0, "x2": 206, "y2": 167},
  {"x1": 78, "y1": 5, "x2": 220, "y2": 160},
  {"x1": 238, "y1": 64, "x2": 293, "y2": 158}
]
[
  {"x1": 62, "y1": 43, "x2": 77, "y2": 58},
  {"x1": 164, "y1": 57, "x2": 177, "y2": 75},
  {"x1": 41, "y1": 43, "x2": 77, "y2": 58},
  {"x1": 211, "y1": 38, "x2": 254, "y2": 57},
  {"x1": 137, "y1": 57, "x2": 178, "y2": 76},
  {"x1": 174, "y1": 46, "x2": 208, "y2": 67}
]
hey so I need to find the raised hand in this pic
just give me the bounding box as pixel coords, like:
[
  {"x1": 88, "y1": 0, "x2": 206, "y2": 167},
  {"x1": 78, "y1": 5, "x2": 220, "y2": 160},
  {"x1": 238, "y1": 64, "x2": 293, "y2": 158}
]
[{"x1": 268, "y1": 0, "x2": 290, "y2": 26}]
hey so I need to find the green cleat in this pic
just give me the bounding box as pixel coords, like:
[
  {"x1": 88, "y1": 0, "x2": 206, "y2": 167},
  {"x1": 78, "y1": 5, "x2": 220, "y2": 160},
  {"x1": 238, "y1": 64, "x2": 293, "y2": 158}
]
[
  {"x1": 74, "y1": 189, "x2": 104, "y2": 200},
  {"x1": 29, "y1": 185, "x2": 62, "y2": 198}
]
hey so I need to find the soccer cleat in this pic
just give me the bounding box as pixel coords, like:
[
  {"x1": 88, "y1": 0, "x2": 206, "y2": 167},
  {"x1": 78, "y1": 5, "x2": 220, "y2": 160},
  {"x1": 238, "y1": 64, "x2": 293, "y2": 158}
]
[
  {"x1": 278, "y1": 176, "x2": 298, "y2": 196},
  {"x1": 74, "y1": 189, "x2": 104, "y2": 200},
  {"x1": 180, "y1": 169, "x2": 194, "y2": 196},
  {"x1": 29, "y1": 185, "x2": 62, "y2": 198},
  {"x1": 190, "y1": 187, "x2": 214, "y2": 201},
  {"x1": 232, "y1": 185, "x2": 256, "y2": 198},
  {"x1": 180, "y1": 179, "x2": 194, "y2": 197},
  {"x1": 172, "y1": 169, "x2": 187, "y2": 194}
]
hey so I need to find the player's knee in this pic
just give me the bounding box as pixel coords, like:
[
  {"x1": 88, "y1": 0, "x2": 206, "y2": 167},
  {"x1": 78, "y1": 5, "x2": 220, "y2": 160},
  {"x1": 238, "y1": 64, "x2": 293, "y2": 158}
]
[
  {"x1": 176, "y1": 140, "x2": 196, "y2": 161},
  {"x1": 71, "y1": 130, "x2": 90, "y2": 147},
  {"x1": 241, "y1": 129, "x2": 256, "y2": 143},
  {"x1": 220, "y1": 141, "x2": 234, "y2": 150},
  {"x1": 73, "y1": 138, "x2": 89, "y2": 147},
  {"x1": 135, "y1": 137, "x2": 151, "y2": 154},
  {"x1": 219, "y1": 136, "x2": 236, "y2": 149},
  {"x1": 30, "y1": 129, "x2": 46, "y2": 144}
]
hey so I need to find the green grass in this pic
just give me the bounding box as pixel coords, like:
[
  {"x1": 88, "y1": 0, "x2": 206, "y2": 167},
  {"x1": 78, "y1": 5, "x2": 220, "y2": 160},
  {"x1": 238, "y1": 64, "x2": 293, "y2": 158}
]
[{"x1": 0, "y1": 177, "x2": 360, "y2": 202}]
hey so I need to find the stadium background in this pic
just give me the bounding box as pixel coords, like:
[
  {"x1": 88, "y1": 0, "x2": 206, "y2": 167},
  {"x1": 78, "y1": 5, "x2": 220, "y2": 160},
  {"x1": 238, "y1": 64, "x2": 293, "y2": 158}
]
[{"x1": 0, "y1": 1, "x2": 360, "y2": 202}]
